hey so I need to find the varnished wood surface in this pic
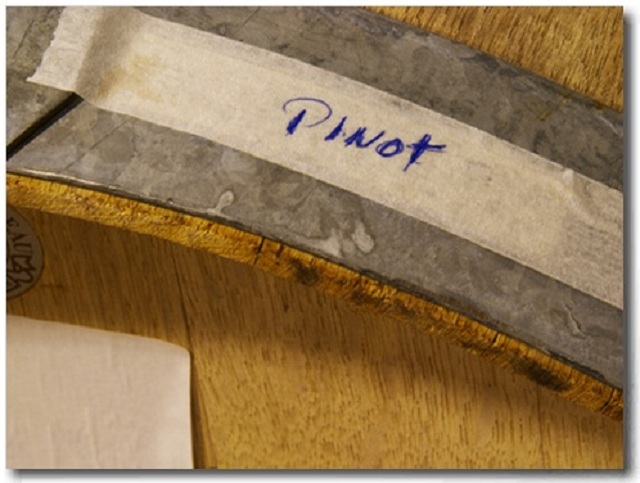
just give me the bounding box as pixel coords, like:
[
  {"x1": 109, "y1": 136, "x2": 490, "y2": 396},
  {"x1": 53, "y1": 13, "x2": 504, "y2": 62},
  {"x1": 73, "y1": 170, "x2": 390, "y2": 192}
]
[
  {"x1": 7, "y1": 207, "x2": 623, "y2": 468},
  {"x1": 6, "y1": 173, "x2": 623, "y2": 423},
  {"x1": 7, "y1": 7, "x2": 624, "y2": 468}
]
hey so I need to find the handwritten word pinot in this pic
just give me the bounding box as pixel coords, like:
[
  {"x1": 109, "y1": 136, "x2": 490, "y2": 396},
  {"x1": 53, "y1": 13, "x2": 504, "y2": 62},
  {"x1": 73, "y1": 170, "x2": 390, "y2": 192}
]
[{"x1": 282, "y1": 97, "x2": 446, "y2": 172}]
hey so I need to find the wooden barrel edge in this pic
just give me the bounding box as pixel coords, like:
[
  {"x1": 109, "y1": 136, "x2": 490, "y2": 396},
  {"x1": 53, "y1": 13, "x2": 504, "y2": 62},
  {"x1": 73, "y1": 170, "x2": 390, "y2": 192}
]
[{"x1": 6, "y1": 172, "x2": 623, "y2": 421}]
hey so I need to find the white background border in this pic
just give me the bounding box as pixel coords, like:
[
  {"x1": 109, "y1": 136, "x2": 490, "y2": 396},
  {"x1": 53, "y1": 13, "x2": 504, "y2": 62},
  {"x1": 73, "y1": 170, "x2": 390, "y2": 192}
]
[{"x1": 2, "y1": 0, "x2": 636, "y2": 481}]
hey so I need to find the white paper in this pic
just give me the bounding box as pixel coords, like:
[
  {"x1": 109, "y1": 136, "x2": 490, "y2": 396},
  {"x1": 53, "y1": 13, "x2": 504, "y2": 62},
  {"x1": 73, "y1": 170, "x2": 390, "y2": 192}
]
[
  {"x1": 29, "y1": 7, "x2": 623, "y2": 308},
  {"x1": 6, "y1": 315, "x2": 193, "y2": 469}
]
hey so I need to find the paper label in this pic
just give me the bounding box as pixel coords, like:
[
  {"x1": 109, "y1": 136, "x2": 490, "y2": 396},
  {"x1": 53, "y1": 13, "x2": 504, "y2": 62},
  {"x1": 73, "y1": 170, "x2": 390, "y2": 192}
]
[{"x1": 7, "y1": 315, "x2": 193, "y2": 469}]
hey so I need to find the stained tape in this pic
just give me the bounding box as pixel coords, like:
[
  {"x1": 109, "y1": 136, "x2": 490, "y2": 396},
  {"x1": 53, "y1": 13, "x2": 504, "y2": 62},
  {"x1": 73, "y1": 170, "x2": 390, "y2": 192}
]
[{"x1": 29, "y1": 7, "x2": 623, "y2": 309}]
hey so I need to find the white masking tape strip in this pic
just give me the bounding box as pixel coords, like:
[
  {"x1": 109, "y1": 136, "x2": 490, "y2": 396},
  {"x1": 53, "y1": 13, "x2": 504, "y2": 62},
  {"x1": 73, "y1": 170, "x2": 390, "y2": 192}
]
[{"x1": 30, "y1": 7, "x2": 622, "y2": 309}]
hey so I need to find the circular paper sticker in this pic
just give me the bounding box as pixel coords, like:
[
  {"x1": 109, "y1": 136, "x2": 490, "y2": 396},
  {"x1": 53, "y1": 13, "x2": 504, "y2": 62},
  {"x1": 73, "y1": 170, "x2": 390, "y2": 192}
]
[{"x1": 7, "y1": 207, "x2": 43, "y2": 298}]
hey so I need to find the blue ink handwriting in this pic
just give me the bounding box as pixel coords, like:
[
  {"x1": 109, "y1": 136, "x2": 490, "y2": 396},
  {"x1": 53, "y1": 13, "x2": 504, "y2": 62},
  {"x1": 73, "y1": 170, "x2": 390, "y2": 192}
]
[{"x1": 282, "y1": 97, "x2": 446, "y2": 172}]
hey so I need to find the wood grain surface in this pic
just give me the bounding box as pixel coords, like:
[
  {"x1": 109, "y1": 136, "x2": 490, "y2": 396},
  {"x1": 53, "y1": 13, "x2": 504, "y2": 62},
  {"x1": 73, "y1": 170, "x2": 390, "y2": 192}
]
[
  {"x1": 6, "y1": 7, "x2": 624, "y2": 469},
  {"x1": 7, "y1": 206, "x2": 623, "y2": 468},
  {"x1": 369, "y1": 7, "x2": 623, "y2": 111}
]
